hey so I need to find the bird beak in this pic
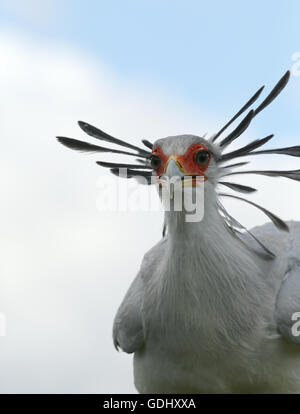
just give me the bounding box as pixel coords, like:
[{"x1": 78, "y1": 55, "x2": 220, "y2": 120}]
[
  {"x1": 161, "y1": 156, "x2": 201, "y2": 187},
  {"x1": 164, "y1": 157, "x2": 185, "y2": 180},
  {"x1": 156, "y1": 156, "x2": 202, "y2": 199},
  {"x1": 154, "y1": 157, "x2": 183, "y2": 199}
]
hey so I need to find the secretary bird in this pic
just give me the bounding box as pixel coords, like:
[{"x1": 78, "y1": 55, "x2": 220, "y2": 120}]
[{"x1": 57, "y1": 71, "x2": 300, "y2": 393}]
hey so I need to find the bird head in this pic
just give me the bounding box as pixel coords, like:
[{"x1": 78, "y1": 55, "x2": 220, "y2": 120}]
[
  {"x1": 57, "y1": 70, "x2": 300, "y2": 257},
  {"x1": 151, "y1": 134, "x2": 219, "y2": 184},
  {"x1": 150, "y1": 135, "x2": 220, "y2": 218},
  {"x1": 152, "y1": 135, "x2": 217, "y2": 177}
]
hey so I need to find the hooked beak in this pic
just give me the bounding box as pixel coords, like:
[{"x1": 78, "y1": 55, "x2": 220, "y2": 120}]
[
  {"x1": 156, "y1": 156, "x2": 203, "y2": 198},
  {"x1": 163, "y1": 157, "x2": 185, "y2": 180}
]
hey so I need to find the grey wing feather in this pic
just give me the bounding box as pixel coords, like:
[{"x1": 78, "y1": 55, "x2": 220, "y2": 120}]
[
  {"x1": 275, "y1": 260, "x2": 300, "y2": 345},
  {"x1": 240, "y1": 221, "x2": 300, "y2": 345},
  {"x1": 247, "y1": 221, "x2": 300, "y2": 344},
  {"x1": 113, "y1": 238, "x2": 166, "y2": 353},
  {"x1": 113, "y1": 270, "x2": 145, "y2": 354}
]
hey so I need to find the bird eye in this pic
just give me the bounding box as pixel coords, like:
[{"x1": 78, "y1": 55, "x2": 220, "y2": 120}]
[
  {"x1": 195, "y1": 150, "x2": 210, "y2": 165},
  {"x1": 150, "y1": 154, "x2": 162, "y2": 169}
]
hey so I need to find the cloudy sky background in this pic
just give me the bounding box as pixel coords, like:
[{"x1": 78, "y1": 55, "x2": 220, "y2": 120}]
[{"x1": 0, "y1": 0, "x2": 300, "y2": 393}]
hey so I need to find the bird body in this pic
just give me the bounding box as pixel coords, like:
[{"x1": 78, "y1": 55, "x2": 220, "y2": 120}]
[
  {"x1": 58, "y1": 70, "x2": 300, "y2": 393},
  {"x1": 115, "y1": 203, "x2": 300, "y2": 393}
]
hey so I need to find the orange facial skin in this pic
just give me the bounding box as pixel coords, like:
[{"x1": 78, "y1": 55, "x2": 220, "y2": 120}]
[{"x1": 152, "y1": 144, "x2": 211, "y2": 180}]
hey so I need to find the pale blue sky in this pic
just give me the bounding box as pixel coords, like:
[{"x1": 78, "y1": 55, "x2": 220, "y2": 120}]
[{"x1": 1, "y1": 0, "x2": 299, "y2": 138}]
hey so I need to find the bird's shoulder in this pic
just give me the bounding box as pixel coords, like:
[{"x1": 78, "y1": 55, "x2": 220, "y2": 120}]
[
  {"x1": 275, "y1": 259, "x2": 300, "y2": 344},
  {"x1": 251, "y1": 221, "x2": 300, "y2": 253},
  {"x1": 139, "y1": 237, "x2": 168, "y2": 281},
  {"x1": 238, "y1": 220, "x2": 300, "y2": 259},
  {"x1": 250, "y1": 221, "x2": 300, "y2": 345},
  {"x1": 113, "y1": 237, "x2": 167, "y2": 353}
]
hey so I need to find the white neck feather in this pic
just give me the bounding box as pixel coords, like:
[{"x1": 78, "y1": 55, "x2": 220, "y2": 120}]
[{"x1": 158, "y1": 191, "x2": 271, "y2": 344}]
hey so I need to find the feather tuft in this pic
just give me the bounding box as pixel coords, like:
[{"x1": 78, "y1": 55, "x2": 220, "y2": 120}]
[
  {"x1": 78, "y1": 121, "x2": 151, "y2": 155},
  {"x1": 219, "y1": 193, "x2": 289, "y2": 232}
]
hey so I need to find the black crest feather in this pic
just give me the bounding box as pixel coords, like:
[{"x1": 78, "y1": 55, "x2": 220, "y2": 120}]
[
  {"x1": 219, "y1": 193, "x2": 289, "y2": 232},
  {"x1": 57, "y1": 71, "x2": 294, "y2": 256},
  {"x1": 78, "y1": 121, "x2": 150, "y2": 156}
]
